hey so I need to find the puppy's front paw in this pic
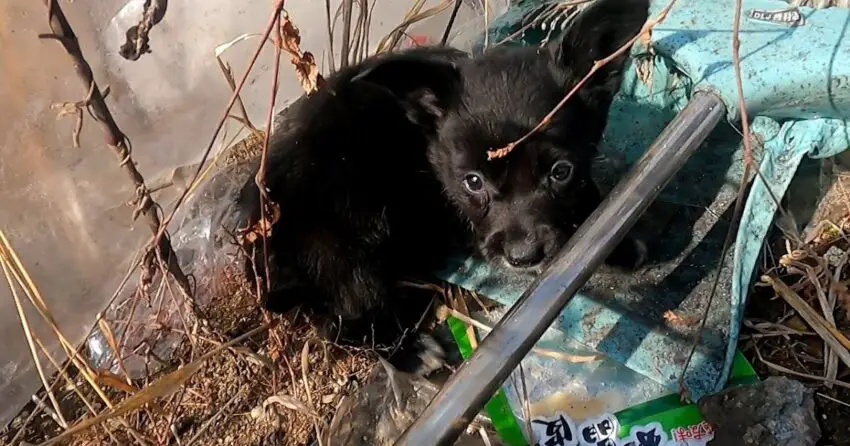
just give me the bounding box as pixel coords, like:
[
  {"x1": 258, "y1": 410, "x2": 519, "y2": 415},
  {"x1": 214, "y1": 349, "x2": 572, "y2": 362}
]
[
  {"x1": 605, "y1": 236, "x2": 647, "y2": 271},
  {"x1": 390, "y1": 332, "x2": 447, "y2": 377},
  {"x1": 411, "y1": 333, "x2": 447, "y2": 376}
]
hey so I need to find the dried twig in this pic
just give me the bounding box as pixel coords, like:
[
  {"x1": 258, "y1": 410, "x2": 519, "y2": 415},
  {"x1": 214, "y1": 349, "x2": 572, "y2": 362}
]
[
  {"x1": 300, "y1": 341, "x2": 326, "y2": 446},
  {"x1": 817, "y1": 392, "x2": 850, "y2": 408},
  {"x1": 376, "y1": 0, "x2": 456, "y2": 53},
  {"x1": 436, "y1": 304, "x2": 599, "y2": 363},
  {"x1": 677, "y1": 0, "x2": 756, "y2": 398},
  {"x1": 212, "y1": 36, "x2": 261, "y2": 137},
  {"x1": 786, "y1": 258, "x2": 843, "y2": 387},
  {"x1": 761, "y1": 274, "x2": 850, "y2": 367},
  {"x1": 487, "y1": 0, "x2": 678, "y2": 160},
  {"x1": 325, "y1": 0, "x2": 336, "y2": 72},
  {"x1": 440, "y1": 0, "x2": 464, "y2": 46},
  {"x1": 39, "y1": 0, "x2": 191, "y2": 296},
  {"x1": 1, "y1": 258, "x2": 68, "y2": 429},
  {"x1": 38, "y1": 320, "x2": 277, "y2": 446},
  {"x1": 145, "y1": 0, "x2": 286, "y2": 284},
  {"x1": 119, "y1": 0, "x2": 168, "y2": 61},
  {"x1": 754, "y1": 345, "x2": 850, "y2": 390},
  {"x1": 340, "y1": 0, "x2": 354, "y2": 68},
  {"x1": 1, "y1": 231, "x2": 148, "y2": 445}
]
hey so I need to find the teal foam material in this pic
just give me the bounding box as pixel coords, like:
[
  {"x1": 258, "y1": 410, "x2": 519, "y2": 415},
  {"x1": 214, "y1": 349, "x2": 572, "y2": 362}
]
[{"x1": 435, "y1": 0, "x2": 850, "y2": 401}]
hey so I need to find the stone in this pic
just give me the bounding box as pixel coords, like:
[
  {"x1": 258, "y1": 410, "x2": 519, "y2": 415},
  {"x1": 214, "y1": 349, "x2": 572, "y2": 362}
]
[{"x1": 697, "y1": 376, "x2": 821, "y2": 446}]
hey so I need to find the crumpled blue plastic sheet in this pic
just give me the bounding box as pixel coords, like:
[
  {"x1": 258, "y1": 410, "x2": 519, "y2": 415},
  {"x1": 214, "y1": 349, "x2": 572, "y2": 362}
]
[{"x1": 437, "y1": 0, "x2": 850, "y2": 401}]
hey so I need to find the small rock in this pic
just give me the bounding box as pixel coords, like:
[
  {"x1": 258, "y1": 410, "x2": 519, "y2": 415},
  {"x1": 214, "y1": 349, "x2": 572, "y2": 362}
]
[
  {"x1": 322, "y1": 394, "x2": 336, "y2": 404},
  {"x1": 824, "y1": 246, "x2": 846, "y2": 268},
  {"x1": 698, "y1": 376, "x2": 821, "y2": 446},
  {"x1": 250, "y1": 406, "x2": 265, "y2": 420}
]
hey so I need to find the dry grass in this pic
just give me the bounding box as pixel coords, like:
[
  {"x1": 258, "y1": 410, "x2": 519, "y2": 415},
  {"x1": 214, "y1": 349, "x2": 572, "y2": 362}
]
[
  {"x1": 741, "y1": 203, "x2": 850, "y2": 444},
  {"x1": 1, "y1": 260, "x2": 380, "y2": 446}
]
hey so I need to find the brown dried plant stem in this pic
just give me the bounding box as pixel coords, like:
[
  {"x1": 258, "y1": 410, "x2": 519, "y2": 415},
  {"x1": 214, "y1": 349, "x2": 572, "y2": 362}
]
[
  {"x1": 149, "y1": 0, "x2": 286, "y2": 264},
  {"x1": 487, "y1": 0, "x2": 679, "y2": 159},
  {"x1": 255, "y1": 11, "x2": 285, "y2": 294},
  {"x1": 677, "y1": 0, "x2": 758, "y2": 396},
  {"x1": 39, "y1": 0, "x2": 191, "y2": 296}
]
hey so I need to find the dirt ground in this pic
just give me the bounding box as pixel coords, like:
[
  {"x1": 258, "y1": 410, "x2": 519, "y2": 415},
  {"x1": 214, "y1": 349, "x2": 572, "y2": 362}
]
[
  {"x1": 0, "y1": 266, "x2": 378, "y2": 446},
  {"x1": 4, "y1": 212, "x2": 850, "y2": 446}
]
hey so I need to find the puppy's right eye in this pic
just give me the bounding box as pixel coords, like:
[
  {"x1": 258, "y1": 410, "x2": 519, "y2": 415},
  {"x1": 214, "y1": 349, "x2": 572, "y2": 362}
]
[{"x1": 462, "y1": 173, "x2": 484, "y2": 193}]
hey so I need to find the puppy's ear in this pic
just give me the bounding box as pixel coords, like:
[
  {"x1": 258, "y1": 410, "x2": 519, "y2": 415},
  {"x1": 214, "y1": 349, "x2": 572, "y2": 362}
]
[
  {"x1": 550, "y1": 0, "x2": 650, "y2": 111},
  {"x1": 352, "y1": 55, "x2": 463, "y2": 127}
]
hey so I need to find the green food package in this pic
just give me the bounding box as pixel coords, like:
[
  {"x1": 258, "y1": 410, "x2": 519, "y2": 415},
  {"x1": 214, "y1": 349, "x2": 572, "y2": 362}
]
[{"x1": 447, "y1": 315, "x2": 758, "y2": 446}]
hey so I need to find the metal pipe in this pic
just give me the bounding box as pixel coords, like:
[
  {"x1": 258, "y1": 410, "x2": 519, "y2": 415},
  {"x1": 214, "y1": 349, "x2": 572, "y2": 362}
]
[{"x1": 395, "y1": 91, "x2": 727, "y2": 446}]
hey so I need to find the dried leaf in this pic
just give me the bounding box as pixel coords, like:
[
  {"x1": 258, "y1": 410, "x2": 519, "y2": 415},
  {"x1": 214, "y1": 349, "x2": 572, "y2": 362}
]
[
  {"x1": 663, "y1": 310, "x2": 698, "y2": 327},
  {"x1": 39, "y1": 361, "x2": 204, "y2": 446},
  {"x1": 231, "y1": 346, "x2": 274, "y2": 370},
  {"x1": 96, "y1": 318, "x2": 132, "y2": 384},
  {"x1": 639, "y1": 22, "x2": 652, "y2": 48},
  {"x1": 239, "y1": 201, "x2": 281, "y2": 244},
  {"x1": 293, "y1": 52, "x2": 322, "y2": 94},
  {"x1": 486, "y1": 142, "x2": 516, "y2": 160},
  {"x1": 94, "y1": 369, "x2": 139, "y2": 394},
  {"x1": 279, "y1": 15, "x2": 302, "y2": 55},
  {"x1": 214, "y1": 32, "x2": 263, "y2": 58},
  {"x1": 279, "y1": 14, "x2": 324, "y2": 93},
  {"x1": 262, "y1": 393, "x2": 320, "y2": 418}
]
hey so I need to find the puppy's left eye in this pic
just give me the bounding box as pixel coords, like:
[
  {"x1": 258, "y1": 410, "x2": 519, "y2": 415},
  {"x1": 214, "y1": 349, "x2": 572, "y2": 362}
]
[
  {"x1": 463, "y1": 173, "x2": 485, "y2": 193},
  {"x1": 549, "y1": 160, "x2": 574, "y2": 183}
]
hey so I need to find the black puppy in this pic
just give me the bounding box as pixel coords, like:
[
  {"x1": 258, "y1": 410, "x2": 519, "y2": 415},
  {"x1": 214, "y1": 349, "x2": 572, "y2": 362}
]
[
  {"x1": 237, "y1": 47, "x2": 469, "y2": 355},
  {"x1": 429, "y1": 0, "x2": 650, "y2": 273},
  {"x1": 238, "y1": 0, "x2": 649, "y2": 369}
]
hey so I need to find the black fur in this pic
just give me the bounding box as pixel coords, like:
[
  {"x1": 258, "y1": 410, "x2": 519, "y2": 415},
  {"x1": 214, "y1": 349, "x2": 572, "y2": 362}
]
[
  {"x1": 237, "y1": 47, "x2": 469, "y2": 349},
  {"x1": 237, "y1": 0, "x2": 650, "y2": 367},
  {"x1": 429, "y1": 0, "x2": 650, "y2": 272}
]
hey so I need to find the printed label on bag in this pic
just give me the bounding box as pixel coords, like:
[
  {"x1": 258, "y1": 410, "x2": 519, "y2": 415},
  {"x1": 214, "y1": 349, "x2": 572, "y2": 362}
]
[
  {"x1": 746, "y1": 7, "x2": 806, "y2": 27},
  {"x1": 532, "y1": 413, "x2": 715, "y2": 446}
]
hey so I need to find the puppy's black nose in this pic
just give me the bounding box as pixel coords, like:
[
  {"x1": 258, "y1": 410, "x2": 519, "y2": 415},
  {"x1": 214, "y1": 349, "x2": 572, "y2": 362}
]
[{"x1": 505, "y1": 244, "x2": 545, "y2": 268}]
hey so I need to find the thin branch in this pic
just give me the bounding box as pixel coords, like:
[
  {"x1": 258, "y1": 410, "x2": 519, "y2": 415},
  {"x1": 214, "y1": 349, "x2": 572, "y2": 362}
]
[
  {"x1": 325, "y1": 0, "x2": 336, "y2": 72},
  {"x1": 255, "y1": 10, "x2": 285, "y2": 294},
  {"x1": 487, "y1": 0, "x2": 678, "y2": 160},
  {"x1": 145, "y1": 0, "x2": 286, "y2": 277},
  {"x1": 340, "y1": 0, "x2": 354, "y2": 68},
  {"x1": 39, "y1": 0, "x2": 191, "y2": 296},
  {"x1": 754, "y1": 345, "x2": 850, "y2": 390},
  {"x1": 1, "y1": 258, "x2": 68, "y2": 429},
  {"x1": 676, "y1": 0, "x2": 756, "y2": 399},
  {"x1": 436, "y1": 304, "x2": 599, "y2": 363},
  {"x1": 762, "y1": 274, "x2": 850, "y2": 363},
  {"x1": 119, "y1": 0, "x2": 168, "y2": 61},
  {"x1": 493, "y1": 1, "x2": 593, "y2": 47},
  {"x1": 440, "y1": 0, "x2": 463, "y2": 46}
]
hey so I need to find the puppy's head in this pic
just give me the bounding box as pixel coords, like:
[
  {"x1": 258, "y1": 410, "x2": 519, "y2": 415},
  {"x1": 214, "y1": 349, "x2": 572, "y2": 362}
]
[{"x1": 430, "y1": 0, "x2": 650, "y2": 271}]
